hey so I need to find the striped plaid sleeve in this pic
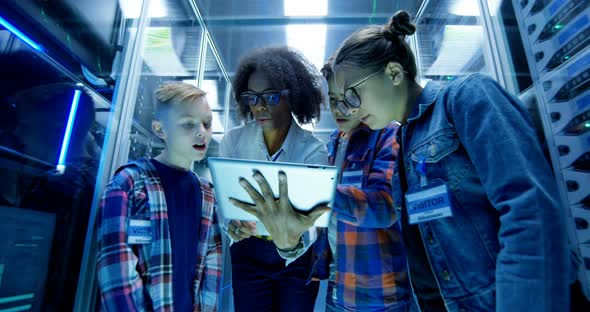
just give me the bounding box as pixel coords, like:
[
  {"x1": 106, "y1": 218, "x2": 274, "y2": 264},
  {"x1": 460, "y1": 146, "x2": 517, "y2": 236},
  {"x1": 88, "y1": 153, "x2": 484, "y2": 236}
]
[
  {"x1": 198, "y1": 206, "x2": 223, "y2": 311},
  {"x1": 333, "y1": 125, "x2": 400, "y2": 228},
  {"x1": 96, "y1": 169, "x2": 146, "y2": 311}
]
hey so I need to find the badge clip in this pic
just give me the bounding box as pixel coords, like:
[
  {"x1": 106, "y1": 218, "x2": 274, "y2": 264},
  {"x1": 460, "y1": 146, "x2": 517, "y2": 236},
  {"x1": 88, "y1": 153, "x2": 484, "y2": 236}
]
[{"x1": 416, "y1": 157, "x2": 428, "y2": 188}]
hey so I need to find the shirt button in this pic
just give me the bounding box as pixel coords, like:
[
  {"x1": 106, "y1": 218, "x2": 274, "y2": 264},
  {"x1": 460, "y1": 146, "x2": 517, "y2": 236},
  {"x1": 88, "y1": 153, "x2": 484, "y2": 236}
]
[
  {"x1": 441, "y1": 270, "x2": 451, "y2": 281},
  {"x1": 429, "y1": 144, "x2": 436, "y2": 156}
]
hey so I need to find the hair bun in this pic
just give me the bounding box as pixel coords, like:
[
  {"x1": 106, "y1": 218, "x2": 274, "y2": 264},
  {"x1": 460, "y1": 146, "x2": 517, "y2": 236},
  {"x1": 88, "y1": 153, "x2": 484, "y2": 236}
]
[{"x1": 384, "y1": 10, "x2": 416, "y2": 41}]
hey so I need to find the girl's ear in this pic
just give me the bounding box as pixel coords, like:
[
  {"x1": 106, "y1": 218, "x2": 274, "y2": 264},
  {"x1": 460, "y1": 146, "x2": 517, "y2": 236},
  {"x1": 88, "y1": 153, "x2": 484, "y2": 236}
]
[{"x1": 385, "y1": 61, "x2": 405, "y2": 86}]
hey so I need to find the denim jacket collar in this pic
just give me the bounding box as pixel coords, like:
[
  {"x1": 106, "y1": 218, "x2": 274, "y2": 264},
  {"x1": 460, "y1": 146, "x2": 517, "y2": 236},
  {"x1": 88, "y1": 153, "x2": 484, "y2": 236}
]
[{"x1": 407, "y1": 81, "x2": 442, "y2": 123}]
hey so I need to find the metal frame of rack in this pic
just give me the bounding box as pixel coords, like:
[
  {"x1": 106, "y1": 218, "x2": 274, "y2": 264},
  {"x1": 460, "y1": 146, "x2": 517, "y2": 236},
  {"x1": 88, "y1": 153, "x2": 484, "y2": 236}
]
[
  {"x1": 73, "y1": 1, "x2": 153, "y2": 310},
  {"x1": 412, "y1": 0, "x2": 516, "y2": 88}
]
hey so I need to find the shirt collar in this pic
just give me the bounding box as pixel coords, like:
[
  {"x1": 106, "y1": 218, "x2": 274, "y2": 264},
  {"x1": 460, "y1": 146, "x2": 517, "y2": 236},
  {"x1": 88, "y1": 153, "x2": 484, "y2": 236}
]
[
  {"x1": 329, "y1": 122, "x2": 373, "y2": 142},
  {"x1": 255, "y1": 117, "x2": 301, "y2": 160}
]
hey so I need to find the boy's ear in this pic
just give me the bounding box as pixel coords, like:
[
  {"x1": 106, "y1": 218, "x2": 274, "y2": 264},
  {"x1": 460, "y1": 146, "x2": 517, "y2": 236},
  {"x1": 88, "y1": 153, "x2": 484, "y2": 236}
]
[{"x1": 152, "y1": 120, "x2": 166, "y2": 140}]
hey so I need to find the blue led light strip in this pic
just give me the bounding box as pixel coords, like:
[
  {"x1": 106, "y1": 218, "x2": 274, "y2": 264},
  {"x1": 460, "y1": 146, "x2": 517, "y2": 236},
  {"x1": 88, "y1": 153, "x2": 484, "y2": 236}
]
[
  {"x1": 0, "y1": 15, "x2": 42, "y2": 51},
  {"x1": 57, "y1": 90, "x2": 82, "y2": 170}
]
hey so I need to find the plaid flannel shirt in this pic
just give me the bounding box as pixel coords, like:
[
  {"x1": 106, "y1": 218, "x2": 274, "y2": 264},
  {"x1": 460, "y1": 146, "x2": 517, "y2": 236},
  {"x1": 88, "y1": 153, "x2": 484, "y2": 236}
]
[
  {"x1": 311, "y1": 123, "x2": 410, "y2": 311},
  {"x1": 97, "y1": 158, "x2": 222, "y2": 311}
]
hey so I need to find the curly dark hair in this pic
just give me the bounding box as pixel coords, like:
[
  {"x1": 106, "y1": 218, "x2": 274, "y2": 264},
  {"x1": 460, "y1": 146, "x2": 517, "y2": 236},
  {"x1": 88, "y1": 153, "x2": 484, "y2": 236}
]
[{"x1": 232, "y1": 46, "x2": 323, "y2": 124}]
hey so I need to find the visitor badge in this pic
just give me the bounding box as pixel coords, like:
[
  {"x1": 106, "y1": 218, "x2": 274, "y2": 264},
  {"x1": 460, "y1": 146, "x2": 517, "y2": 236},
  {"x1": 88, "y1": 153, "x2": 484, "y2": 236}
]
[
  {"x1": 341, "y1": 170, "x2": 362, "y2": 188},
  {"x1": 128, "y1": 219, "x2": 152, "y2": 244},
  {"x1": 405, "y1": 183, "x2": 453, "y2": 224}
]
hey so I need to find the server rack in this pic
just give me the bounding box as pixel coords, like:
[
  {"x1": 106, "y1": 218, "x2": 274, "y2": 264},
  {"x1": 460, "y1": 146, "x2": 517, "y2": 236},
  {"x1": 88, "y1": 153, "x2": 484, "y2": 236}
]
[{"x1": 512, "y1": 0, "x2": 590, "y2": 299}]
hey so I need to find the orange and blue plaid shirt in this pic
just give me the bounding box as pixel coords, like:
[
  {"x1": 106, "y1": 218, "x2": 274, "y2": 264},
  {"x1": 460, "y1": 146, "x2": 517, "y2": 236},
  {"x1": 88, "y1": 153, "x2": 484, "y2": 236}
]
[
  {"x1": 311, "y1": 123, "x2": 410, "y2": 311},
  {"x1": 97, "y1": 158, "x2": 222, "y2": 311}
]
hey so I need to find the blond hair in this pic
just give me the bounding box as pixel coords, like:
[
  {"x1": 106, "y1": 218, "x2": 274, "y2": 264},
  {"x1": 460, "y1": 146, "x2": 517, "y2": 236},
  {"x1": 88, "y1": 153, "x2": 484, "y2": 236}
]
[{"x1": 154, "y1": 81, "x2": 207, "y2": 118}]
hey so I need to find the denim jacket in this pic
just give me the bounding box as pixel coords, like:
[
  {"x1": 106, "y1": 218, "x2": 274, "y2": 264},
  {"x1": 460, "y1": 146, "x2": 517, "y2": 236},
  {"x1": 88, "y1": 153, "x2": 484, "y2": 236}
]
[{"x1": 393, "y1": 74, "x2": 569, "y2": 311}]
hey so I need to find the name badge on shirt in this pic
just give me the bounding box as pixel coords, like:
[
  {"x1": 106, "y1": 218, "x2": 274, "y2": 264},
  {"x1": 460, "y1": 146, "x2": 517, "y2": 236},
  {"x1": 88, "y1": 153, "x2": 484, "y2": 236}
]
[
  {"x1": 128, "y1": 219, "x2": 152, "y2": 244},
  {"x1": 341, "y1": 170, "x2": 362, "y2": 188},
  {"x1": 405, "y1": 183, "x2": 453, "y2": 224}
]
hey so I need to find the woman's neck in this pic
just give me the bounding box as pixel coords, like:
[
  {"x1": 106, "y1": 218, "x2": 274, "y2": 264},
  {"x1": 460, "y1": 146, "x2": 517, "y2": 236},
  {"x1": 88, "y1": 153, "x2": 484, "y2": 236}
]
[
  {"x1": 401, "y1": 82, "x2": 424, "y2": 124},
  {"x1": 262, "y1": 118, "x2": 291, "y2": 156}
]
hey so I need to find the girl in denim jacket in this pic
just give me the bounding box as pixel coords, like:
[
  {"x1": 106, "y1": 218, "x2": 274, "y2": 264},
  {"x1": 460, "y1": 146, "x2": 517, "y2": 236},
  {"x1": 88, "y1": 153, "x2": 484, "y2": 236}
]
[{"x1": 327, "y1": 10, "x2": 569, "y2": 312}]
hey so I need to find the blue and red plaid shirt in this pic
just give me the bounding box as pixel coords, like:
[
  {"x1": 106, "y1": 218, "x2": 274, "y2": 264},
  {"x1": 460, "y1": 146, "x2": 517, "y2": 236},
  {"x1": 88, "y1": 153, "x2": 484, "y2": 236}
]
[
  {"x1": 311, "y1": 122, "x2": 410, "y2": 311},
  {"x1": 97, "y1": 158, "x2": 222, "y2": 311}
]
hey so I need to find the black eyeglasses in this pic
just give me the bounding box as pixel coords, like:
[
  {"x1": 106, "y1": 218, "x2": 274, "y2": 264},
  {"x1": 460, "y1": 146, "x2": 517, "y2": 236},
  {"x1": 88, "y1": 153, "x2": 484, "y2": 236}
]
[
  {"x1": 334, "y1": 69, "x2": 384, "y2": 116},
  {"x1": 239, "y1": 90, "x2": 290, "y2": 107}
]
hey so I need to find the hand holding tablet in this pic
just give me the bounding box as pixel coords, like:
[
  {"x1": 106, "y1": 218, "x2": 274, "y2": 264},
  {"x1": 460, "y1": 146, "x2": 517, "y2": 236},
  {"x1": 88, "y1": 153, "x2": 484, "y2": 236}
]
[
  {"x1": 229, "y1": 169, "x2": 331, "y2": 250},
  {"x1": 208, "y1": 157, "x2": 338, "y2": 239}
]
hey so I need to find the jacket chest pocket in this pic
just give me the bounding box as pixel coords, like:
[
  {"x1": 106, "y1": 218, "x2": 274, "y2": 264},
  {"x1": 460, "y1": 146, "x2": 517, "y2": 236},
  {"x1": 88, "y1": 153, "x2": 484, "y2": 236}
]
[{"x1": 408, "y1": 131, "x2": 467, "y2": 188}]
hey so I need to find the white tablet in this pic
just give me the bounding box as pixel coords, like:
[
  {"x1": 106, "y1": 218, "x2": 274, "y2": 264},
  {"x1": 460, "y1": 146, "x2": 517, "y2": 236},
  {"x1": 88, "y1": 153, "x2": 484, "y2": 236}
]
[{"x1": 208, "y1": 157, "x2": 338, "y2": 235}]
